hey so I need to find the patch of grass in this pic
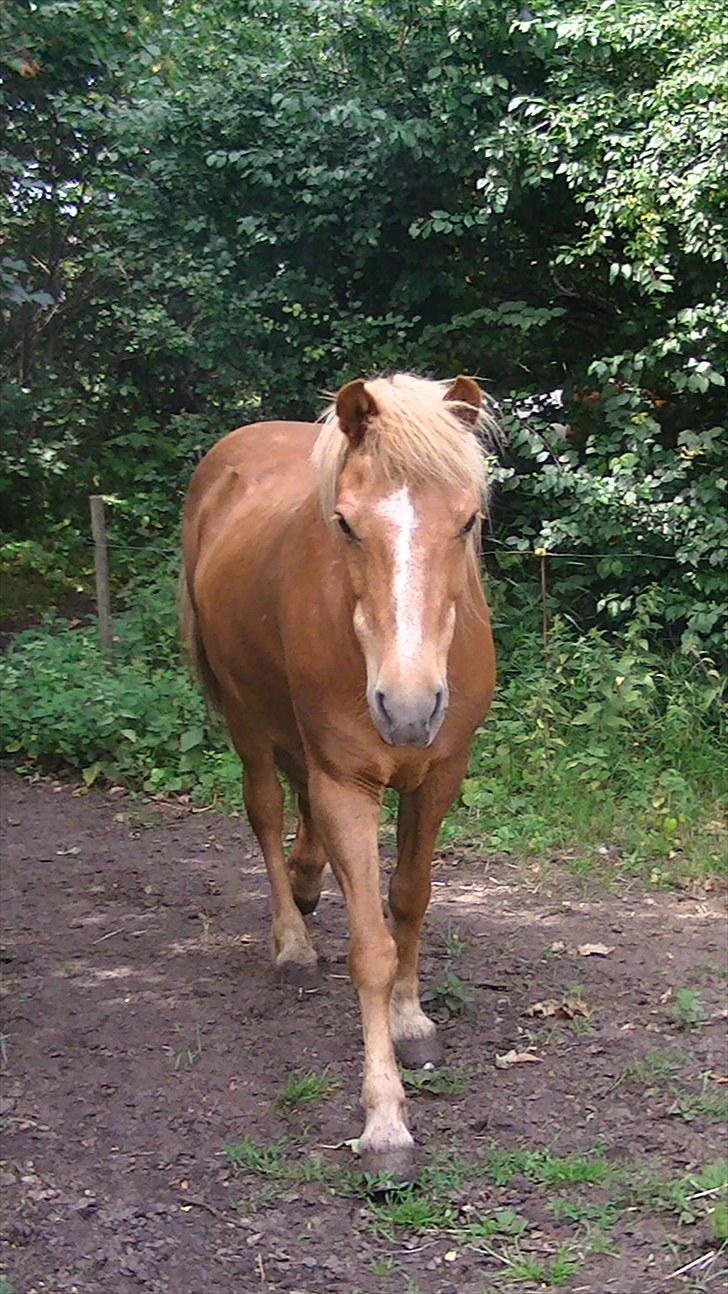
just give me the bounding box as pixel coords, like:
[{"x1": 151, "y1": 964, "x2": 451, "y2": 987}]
[
  {"x1": 338, "y1": 1167, "x2": 418, "y2": 1199},
  {"x1": 419, "y1": 1152, "x2": 479, "y2": 1196},
  {"x1": 421, "y1": 972, "x2": 474, "y2": 1021},
  {"x1": 614, "y1": 1047, "x2": 691, "y2": 1091},
  {"x1": 713, "y1": 1200, "x2": 728, "y2": 1242},
  {"x1": 277, "y1": 1068, "x2": 337, "y2": 1110},
  {"x1": 297, "y1": 1156, "x2": 335, "y2": 1183},
  {"x1": 611, "y1": 1048, "x2": 727, "y2": 1126},
  {"x1": 484, "y1": 1146, "x2": 613, "y2": 1189},
  {"x1": 694, "y1": 1161, "x2": 728, "y2": 1189},
  {"x1": 568, "y1": 1013, "x2": 595, "y2": 1037},
  {"x1": 672, "y1": 1086, "x2": 728, "y2": 1124},
  {"x1": 221, "y1": 1127, "x2": 726, "y2": 1283},
  {"x1": 672, "y1": 986, "x2": 709, "y2": 1029},
  {"x1": 171, "y1": 1023, "x2": 203, "y2": 1071},
  {"x1": 225, "y1": 1136, "x2": 289, "y2": 1179},
  {"x1": 461, "y1": 1207, "x2": 530, "y2": 1243},
  {"x1": 619, "y1": 1159, "x2": 728, "y2": 1226},
  {"x1": 401, "y1": 1067, "x2": 468, "y2": 1097},
  {"x1": 500, "y1": 1244, "x2": 581, "y2": 1285},
  {"x1": 369, "y1": 1187, "x2": 457, "y2": 1235},
  {"x1": 577, "y1": 1223, "x2": 619, "y2": 1257},
  {"x1": 370, "y1": 1255, "x2": 397, "y2": 1276},
  {"x1": 548, "y1": 1196, "x2": 622, "y2": 1229},
  {"x1": 234, "y1": 1180, "x2": 287, "y2": 1210}
]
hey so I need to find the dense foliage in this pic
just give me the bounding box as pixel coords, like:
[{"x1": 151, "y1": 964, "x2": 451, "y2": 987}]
[{"x1": 2, "y1": 0, "x2": 727, "y2": 652}]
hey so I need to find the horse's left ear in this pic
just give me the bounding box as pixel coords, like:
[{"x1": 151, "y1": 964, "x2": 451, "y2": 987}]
[
  {"x1": 336, "y1": 379, "x2": 379, "y2": 447},
  {"x1": 444, "y1": 375, "x2": 481, "y2": 426}
]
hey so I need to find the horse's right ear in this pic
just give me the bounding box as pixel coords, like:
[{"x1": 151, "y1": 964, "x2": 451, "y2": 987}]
[
  {"x1": 336, "y1": 379, "x2": 378, "y2": 447},
  {"x1": 444, "y1": 376, "x2": 482, "y2": 426}
]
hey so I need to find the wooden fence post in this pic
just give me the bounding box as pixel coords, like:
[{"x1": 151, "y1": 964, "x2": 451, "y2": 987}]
[
  {"x1": 89, "y1": 495, "x2": 113, "y2": 656},
  {"x1": 535, "y1": 547, "x2": 549, "y2": 655}
]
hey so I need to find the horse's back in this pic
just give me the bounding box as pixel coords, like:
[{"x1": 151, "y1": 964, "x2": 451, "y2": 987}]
[
  {"x1": 183, "y1": 420, "x2": 318, "y2": 573},
  {"x1": 181, "y1": 421, "x2": 319, "y2": 761}
]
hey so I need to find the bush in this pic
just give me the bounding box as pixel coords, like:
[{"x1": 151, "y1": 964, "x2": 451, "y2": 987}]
[{"x1": 2, "y1": 0, "x2": 726, "y2": 653}]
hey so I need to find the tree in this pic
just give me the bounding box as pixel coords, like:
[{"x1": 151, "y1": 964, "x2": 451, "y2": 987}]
[{"x1": 2, "y1": 1, "x2": 726, "y2": 651}]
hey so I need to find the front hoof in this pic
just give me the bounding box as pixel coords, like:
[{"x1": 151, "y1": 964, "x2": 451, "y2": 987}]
[
  {"x1": 276, "y1": 959, "x2": 321, "y2": 989},
  {"x1": 358, "y1": 1146, "x2": 417, "y2": 1186},
  {"x1": 395, "y1": 1033, "x2": 442, "y2": 1070}
]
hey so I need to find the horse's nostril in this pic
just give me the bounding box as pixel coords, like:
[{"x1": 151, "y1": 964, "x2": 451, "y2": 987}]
[
  {"x1": 430, "y1": 687, "x2": 445, "y2": 724},
  {"x1": 374, "y1": 688, "x2": 391, "y2": 724}
]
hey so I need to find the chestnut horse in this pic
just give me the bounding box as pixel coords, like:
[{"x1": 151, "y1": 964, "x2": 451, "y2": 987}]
[{"x1": 180, "y1": 373, "x2": 496, "y2": 1177}]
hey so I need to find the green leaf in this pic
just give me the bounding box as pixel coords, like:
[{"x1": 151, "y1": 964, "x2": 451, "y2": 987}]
[{"x1": 180, "y1": 725, "x2": 205, "y2": 752}]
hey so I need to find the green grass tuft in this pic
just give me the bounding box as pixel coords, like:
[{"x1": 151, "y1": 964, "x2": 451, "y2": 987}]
[
  {"x1": 224, "y1": 1136, "x2": 289, "y2": 1178},
  {"x1": 484, "y1": 1146, "x2": 613, "y2": 1189},
  {"x1": 401, "y1": 1067, "x2": 468, "y2": 1097},
  {"x1": 277, "y1": 1068, "x2": 337, "y2": 1110},
  {"x1": 506, "y1": 1246, "x2": 581, "y2": 1285},
  {"x1": 671, "y1": 986, "x2": 709, "y2": 1029}
]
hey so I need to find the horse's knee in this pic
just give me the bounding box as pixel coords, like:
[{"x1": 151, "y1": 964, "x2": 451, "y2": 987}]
[{"x1": 349, "y1": 928, "x2": 398, "y2": 996}]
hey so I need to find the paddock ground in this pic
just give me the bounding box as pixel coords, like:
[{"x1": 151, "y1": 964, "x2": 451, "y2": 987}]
[{"x1": 1, "y1": 770, "x2": 725, "y2": 1293}]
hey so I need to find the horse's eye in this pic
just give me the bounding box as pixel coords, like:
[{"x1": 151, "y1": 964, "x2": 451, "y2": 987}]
[
  {"x1": 459, "y1": 513, "x2": 478, "y2": 537},
  {"x1": 335, "y1": 513, "x2": 358, "y2": 541}
]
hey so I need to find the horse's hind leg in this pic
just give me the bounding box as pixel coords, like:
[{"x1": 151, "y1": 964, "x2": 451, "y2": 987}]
[
  {"x1": 242, "y1": 756, "x2": 319, "y2": 984},
  {"x1": 288, "y1": 793, "x2": 328, "y2": 915},
  {"x1": 225, "y1": 709, "x2": 318, "y2": 983}
]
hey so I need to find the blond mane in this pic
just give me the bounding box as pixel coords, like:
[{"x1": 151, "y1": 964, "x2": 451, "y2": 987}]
[{"x1": 313, "y1": 373, "x2": 497, "y2": 521}]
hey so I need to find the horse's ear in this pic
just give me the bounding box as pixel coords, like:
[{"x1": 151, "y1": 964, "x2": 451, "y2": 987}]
[
  {"x1": 444, "y1": 375, "x2": 481, "y2": 426},
  {"x1": 336, "y1": 379, "x2": 378, "y2": 447}
]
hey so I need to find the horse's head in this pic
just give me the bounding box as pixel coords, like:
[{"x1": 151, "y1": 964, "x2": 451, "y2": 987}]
[{"x1": 317, "y1": 374, "x2": 489, "y2": 748}]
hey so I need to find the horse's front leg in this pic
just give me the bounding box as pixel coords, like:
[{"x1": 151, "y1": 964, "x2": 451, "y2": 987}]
[
  {"x1": 389, "y1": 754, "x2": 469, "y2": 1068},
  {"x1": 309, "y1": 770, "x2": 413, "y2": 1178}
]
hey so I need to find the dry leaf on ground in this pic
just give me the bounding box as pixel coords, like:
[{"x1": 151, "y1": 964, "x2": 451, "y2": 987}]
[
  {"x1": 495, "y1": 1049, "x2": 542, "y2": 1069},
  {"x1": 577, "y1": 942, "x2": 615, "y2": 957},
  {"x1": 526, "y1": 996, "x2": 592, "y2": 1020}
]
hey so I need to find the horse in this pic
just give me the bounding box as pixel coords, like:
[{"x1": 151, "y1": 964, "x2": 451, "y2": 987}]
[{"x1": 179, "y1": 372, "x2": 497, "y2": 1178}]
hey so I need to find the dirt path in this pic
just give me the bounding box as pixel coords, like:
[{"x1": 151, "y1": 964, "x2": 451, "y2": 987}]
[{"x1": 1, "y1": 771, "x2": 726, "y2": 1294}]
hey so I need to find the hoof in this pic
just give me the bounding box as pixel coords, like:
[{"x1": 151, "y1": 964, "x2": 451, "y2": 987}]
[
  {"x1": 358, "y1": 1146, "x2": 417, "y2": 1186},
  {"x1": 276, "y1": 959, "x2": 321, "y2": 989},
  {"x1": 395, "y1": 1033, "x2": 442, "y2": 1070},
  {"x1": 293, "y1": 893, "x2": 320, "y2": 916}
]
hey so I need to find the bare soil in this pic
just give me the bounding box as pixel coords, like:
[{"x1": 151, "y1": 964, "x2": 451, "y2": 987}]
[{"x1": 1, "y1": 770, "x2": 726, "y2": 1294}]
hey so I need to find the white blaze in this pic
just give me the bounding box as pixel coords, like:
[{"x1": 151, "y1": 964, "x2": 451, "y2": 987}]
[{"x1": 377, "y1": 486, "x2": 423, "y2": 663}]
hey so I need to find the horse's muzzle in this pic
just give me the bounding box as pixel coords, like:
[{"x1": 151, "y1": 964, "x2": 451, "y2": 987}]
[{"x1": 371, "y1": 684, "x2": 447, "y2": 748}]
